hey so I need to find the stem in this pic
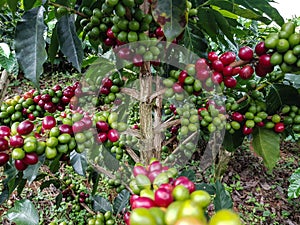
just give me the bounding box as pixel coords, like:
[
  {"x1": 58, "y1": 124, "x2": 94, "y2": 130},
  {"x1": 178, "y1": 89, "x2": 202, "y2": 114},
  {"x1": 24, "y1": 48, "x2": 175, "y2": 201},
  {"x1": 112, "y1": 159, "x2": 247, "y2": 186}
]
[
  {"x1": 120, "y1": 87, "x2": 140, "y2": 101},
  {"x1": 229, "y1": 59, "x2": 251, "y2": 68},
  {"x1": 125, "y1": 147, "x2": 141, "y2": 164},
  {"x1": 164, "y1": 131, "x2": 197, "y2": 164},
  {"x1": 0, "y1": 70, "x2": 9, "y2": 102},
  {"x1": 91, "y1": 163, "x2": 134, "y2": 194},
  {"x1": 154, "y1": 119, "x2": 181, "y2": 134}
]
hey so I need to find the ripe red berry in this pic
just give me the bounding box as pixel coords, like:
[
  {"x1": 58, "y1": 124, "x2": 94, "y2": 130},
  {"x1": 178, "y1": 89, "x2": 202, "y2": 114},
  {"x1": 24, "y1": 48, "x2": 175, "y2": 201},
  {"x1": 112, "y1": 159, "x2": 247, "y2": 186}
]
[
  {"x1": 255, "y1": 41, "x2": 267, "y2": 56},
  {"x1": 222, "y1": 65, "x2": 233, "y2": 77},
  {"x1": 211, "y1": 71, "x2": 223, "y2": 84},
  {"x1": 219, "y1": 51, "x2": 236, "y2": 66},
  {"x1": 274, "y1": 122, "x2": 285, "y2": 133},
  {"x1": 208, "y1": 51, "x2": 219, "y2": 62},
  {"x1": 239, "y1": 65, "x2": 254, "y2": 80},
  {"x1": 242, "y1": 126, "x2": 253, "y2": 135},
  {"x1": 259, "y1": 54, "x2": 272, "y2": 68},
  {"x1": 231, "y1": 112, "x2": 244, "y2": 123},
  {"x1": 238, "y1": 46, "x2": 254, "y2": 61},
  {"x1": 223, "y1": 76, "x2": 237, "y2": 88},
  {"x1": 211, "y1": 60, "x2": 224, "y2": 72}
]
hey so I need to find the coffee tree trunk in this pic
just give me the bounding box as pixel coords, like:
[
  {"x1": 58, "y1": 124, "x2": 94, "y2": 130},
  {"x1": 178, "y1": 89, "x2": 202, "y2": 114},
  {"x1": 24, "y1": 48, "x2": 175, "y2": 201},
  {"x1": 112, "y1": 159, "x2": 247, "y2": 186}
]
[
  {"x1": 139, "y1": 62, "x2": 163, "y2": 164},
  {"x1": 0, "y1": 70, "x2": 9, "y2": 102}
]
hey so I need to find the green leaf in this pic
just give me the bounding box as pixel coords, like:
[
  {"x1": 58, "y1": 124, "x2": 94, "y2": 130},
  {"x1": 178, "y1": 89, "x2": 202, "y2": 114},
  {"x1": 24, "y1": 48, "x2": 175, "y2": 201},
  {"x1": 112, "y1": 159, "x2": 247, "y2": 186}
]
[
  {"x1": 0, "y1": 53, "x2": 17, "y2": 73},
  {"x1": 16, "y1": 179, "x2": 27, "y2": 195},
  {"x1": 252, "y1": 127, "x2": 280, "y2": 171},
  {"x1": 179, "y1": 169, "x2": 196, "y2": 182},
  {"x1": 222, "y1": 129, "x2": 244, "y2": 152},
  {"x1": 197, "y1": 8, "x2": 218, "y2": 40},
  {"x1": 92, "y1": 195, "x2": 112, "y2": 213},
  {"x1": 183, "y1": 22, "x2": 207, "y2": 58},
  {"x1": 56, "y1": 193, "x2": 63, "y2": 208},
  {"x1": 212, "y1": 10, "x2": 234, "y2": 43},
  {"x1": 23, "y1": 0, "x2": 42, "y2": 11},
  {"x1": 196, "y1": 183, "x2": 216, "y2": 195},
  {"x1": 288, "y1": 167, "x2": 300, "y2": 199},
  {"x1": 152, "y1": 0, "x2": 188, "y2": 42},
  {"x1": 15, "y1": 6, "x2": 47, "y2": 88},
  {"x1": 285, "y1": 74, "x2": 300, "y2": 89},
  {"x1": 70, "y1": 150, "x2": 87, "y2": 177},
  {"x1": 48, "y1": 24, "x2": 59, "y2": 64},
  {"x1": 23, "y1": 155, "x2": 45, "y2": 184},
  {"x1": 0, "y1": 0, "x2": 7, "y2": 8},
  {"x1": 234, "y1": 0, "x2": 284, "y2": 26},
  {"x1": 113, "y1": 190, "x2": 130, "y2": 214},
  {"x1": 7, "y1": 199, "x2": 39, "y2": 225},
  {"x1": 206, "y1": 0, "x2": 271, "y2": 24},
  {"x1": 85, "y1": 57, "x2": 116, "y2": 81},
  {"x1": 0, "y1": 185, "x2": 9, "y2": 205},
  {"x1": 266, "y1": 84, "x2": 300, "y2": 115},
  {"x1": 49, "y1": 154, "x2": 62, "y2": 173},
  {"x1": 57, "y1": 15, "x2": 83, "y2": 72},
  {"x1": 7, "y1": 0, "x2": 18, "y2": 13},
  {"x1": 213, "y1": 180, "x2": 233, "y2": 211}
]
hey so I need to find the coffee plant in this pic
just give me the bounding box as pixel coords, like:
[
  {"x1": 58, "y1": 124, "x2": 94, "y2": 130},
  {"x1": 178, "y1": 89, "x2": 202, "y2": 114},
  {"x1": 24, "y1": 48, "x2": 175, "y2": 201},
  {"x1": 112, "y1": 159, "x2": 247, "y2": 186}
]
[{"x1": 0, "y1": 0, "x2": 300, "y2": 224}]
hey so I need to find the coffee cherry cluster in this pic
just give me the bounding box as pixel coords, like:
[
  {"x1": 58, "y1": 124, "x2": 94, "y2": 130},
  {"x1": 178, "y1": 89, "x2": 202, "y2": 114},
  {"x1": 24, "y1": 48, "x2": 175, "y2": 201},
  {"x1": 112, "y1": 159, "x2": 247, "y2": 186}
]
[
  {"x1": 108, "y1": 177, "x2": 126, "y2": 193},
  {"x1": 87, "y1": 211, "x2": 115, "y2": 225},
  {"x1": 281, "y1": 105, "x2": 300, "y2": 134},
  {"x1": 0, "y1": 83, "x2": 79, "y2": 126},
  {"x1": 126, "y1": 159, "x2": 241, "y2": 225},
  {"x1": 265, "y1": 21, "x2": 300, "y2": 72}
]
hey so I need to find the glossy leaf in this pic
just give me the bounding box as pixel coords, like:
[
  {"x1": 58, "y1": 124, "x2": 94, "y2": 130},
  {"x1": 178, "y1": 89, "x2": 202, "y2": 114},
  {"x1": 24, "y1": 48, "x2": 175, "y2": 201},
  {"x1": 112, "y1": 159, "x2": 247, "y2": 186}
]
[
  {"x1": 7, "y1": 0, "x2": 18, "y2": 13},
  {"x1": 15, "y1": 6, "x2": 47, "y2": 88},
  {"x1": 183, "y1": 21, "x2": 207, "y2": 58},
  {"x1": 266, "y1": 84, "x2": 300, "y2": 115},
  {"x1": 206, "y1": 0, "x2": 272, "y2": 24},
  {"x1": 56, "y1": 193, "x2": 63, "y2": 208},
  {"x1": 179, "y1": 169, "x2": 196, "y2": 182},
  {"x1": 288, "y1": 167, "x2": 300, "y2": 199},
  {"x1": 234, "y1": 0, "x2": 284, "y2": 25},
  {"x1": 285, "y1": 74, "x2": 300, "y2": 89},
  {"x1": 213, "y1": 180, "x2": 233, "y2": 211},
  {"x1": 23, "y1": 0, "x2": 42, "y2": 11},
  {"x1": 57, "y1": 15, "x2": 83, "y2": 72},
  {"x1": 196, "y1": 183, "x2": 216, "y2": 195},
  {"x1": 152, "y1": 0, "x2": 188, "y2": 42},
  {"x1": 197, "y1": 8, "x2": 218, "y2": 40},
  {"x1": 70, "y1": 150, "x2": 87, "y2": 177},
  {"x1": 7, "y1": 199, "x2": 39, "y2": 225},
  {"x1": 93, "y1": 195, "x2": 112, "y2": 213},
  {"x1": 222, "y1": 129, "x2": 244, "y2": 152},
  {"x1": 16, "y1": 179, "x2": 27, "y2": 196},
  {"x1": 252, "y1": 127, "x2": 280, "y2": 171},
  {"x1": 23, "y1": 155, "x2": 45, "y2": 184},
  {"x1": 113, "y1": 190, "x2": 130, "y2": 214},
  {"x1": 48, "y1": 24, "x2": 59, "y2": 64}
]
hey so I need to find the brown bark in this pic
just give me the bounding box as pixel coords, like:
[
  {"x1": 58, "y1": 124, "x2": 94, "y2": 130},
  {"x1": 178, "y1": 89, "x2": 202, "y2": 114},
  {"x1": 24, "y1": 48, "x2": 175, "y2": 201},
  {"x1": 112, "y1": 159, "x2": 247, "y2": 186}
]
[
  {"x1": 0, "y1": 70, "x2": 9, "y2": 102},
  {"x1": 139, "y1": 62, "x2": 154, "y2": 164}
]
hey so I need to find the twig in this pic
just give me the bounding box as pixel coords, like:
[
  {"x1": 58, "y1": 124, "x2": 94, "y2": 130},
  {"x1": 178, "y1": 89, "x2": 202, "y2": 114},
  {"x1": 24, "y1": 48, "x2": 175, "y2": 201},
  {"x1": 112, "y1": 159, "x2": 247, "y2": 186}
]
[
  {"x1": 121, "y1": 128, "x2": 142, "y2": 139},
  {"x1": 0, "y1": 70, "x2": 9, "y2": 102},
  {"x1": 154, "y1": 119, "x2": 181, "y2": 133},
  {"x1": 229, "y1": 59, "x2": 251, "y2": 68},
  {"x1": 125, "y1": 147, "x2": 140, "y2": 163},
  {"x1": 91, "y1": 163, "x2": 134, "y2": 194},
  {"x1": 163, "y1": 131, "x2": 198, "y2": 164},
  {"x1": 120, "y1": 87, "x2": 140, "y2": 101},
  {"x1": 149, "y1": 88, "x2": 167, "y2": 103}
]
